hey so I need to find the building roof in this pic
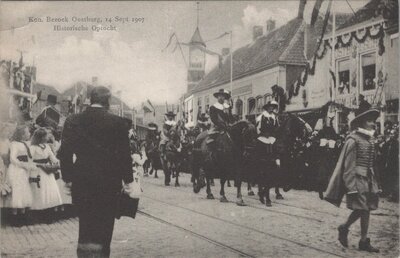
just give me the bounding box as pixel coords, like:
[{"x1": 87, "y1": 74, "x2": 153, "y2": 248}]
[
  {"x1": 190, "y1": 27, "x2": 206, "y2": 46},
  {"x1": 191, "y1": 17, "x2": 309, "y2": 94},
  {"x1": 33, "y1": 83, "x2": 61, "y2": 102},
  {"x1": 337, "y1": 0, "x2": 398, "y2": 30}
]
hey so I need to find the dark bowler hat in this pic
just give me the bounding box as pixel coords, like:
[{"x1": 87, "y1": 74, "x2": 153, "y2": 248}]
[
  {"x1": 165, "y1": 111, "x2": 176, "y2": 117},
  {"x1": 47, "y1": 94, "x2": 57, "y2": 105},
  {"x1": 350, "y1": 105, "x2": 380, "y2": 129},
  {"x1": 262, "y1": 100, "x2": 279, "y2": 110},
  {"x1": 213, "y1": 89, "x2": 231, "y2": 99}
]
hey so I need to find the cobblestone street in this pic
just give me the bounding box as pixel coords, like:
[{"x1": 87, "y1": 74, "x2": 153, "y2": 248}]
[{"x1": 1, "y1": 173, "x2": 399, "y2": 258}]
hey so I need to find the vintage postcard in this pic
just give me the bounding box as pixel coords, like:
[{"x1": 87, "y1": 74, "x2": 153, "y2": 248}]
[{"x1": 0, "y1": 0, "x2": 398, "y2": 257}]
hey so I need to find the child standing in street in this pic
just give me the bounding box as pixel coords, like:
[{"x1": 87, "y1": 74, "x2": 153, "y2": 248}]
[
  {"x1": 7, "y1": 125, "x2": 35, "y2": 225},
  {"x1": 29, "y1": 128, "x2": 63, "y2": 221},
  {"x1": 325, "y1": 105, "x2": 381, "y2": 253}
]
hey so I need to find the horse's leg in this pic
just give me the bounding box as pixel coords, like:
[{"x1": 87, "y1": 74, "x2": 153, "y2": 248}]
[
  {"x1": 248, "y1": 182, "x2": 255, "y2": 196},
  {"x1": 210, "y1": 178, "x2": 215, "y2": 186},
  {"x1": 227, "y1": 180, "x2": 231, "y2": 187},
  {"x1": 219, "y1": 178, "x2": 228, "y2": 203},
  {"x1": 275, "y1": 187, "x2": 284, "y2": 200},
  {"x1": 206, "y1": 177, "x2": 214, "y2": 199},
  {"x1": 236, "y1": 180, "x2": 246, "y2": 206},
  {"x1": 175, "y1": 163, "x2": 180, "y2": 187},
  {"x1": 265, "y1": 187, "x2": 272, "y2": 207},
  {"x1": 258, "y1": 183, "x2": 265, "y2": 204}
]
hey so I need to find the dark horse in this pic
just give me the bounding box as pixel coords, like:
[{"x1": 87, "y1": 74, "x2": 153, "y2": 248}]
[
  {"x1": 165, "y1": 129, "x2": 183, "y2": 186},
  {"x1": 192, "y1": 121, "x2": 256, "y2": 206},
  {"x1": 255, "y1": 113, "x2": 309, "y2": 206},
  {"x1": 144, "y1": 133, "x2": 162, "y2": 178}
]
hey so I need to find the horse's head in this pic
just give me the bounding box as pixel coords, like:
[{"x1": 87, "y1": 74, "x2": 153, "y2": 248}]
[
  {"x1": 276, "y1": 113, "x2": 310, "y2": 151},
  {"x1": 230, "y1": 120, "x2": 257, "y2": 149}
]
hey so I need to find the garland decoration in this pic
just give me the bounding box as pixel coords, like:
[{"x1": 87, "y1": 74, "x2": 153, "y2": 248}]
[{"x1": 288, "y1": 24, "x2": 385, "y2": 101}]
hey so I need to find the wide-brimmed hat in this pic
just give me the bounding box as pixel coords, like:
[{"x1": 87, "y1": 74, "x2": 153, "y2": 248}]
[
  {"x1": 213, "y1": 89, "x2": 231, "y2": 99},
  {"x1": 165, "y1": 111, "x2": 176, "y2": 117},
  {"x1": 148, "y1": 122, "x2": 158, "y2": 130},
  {"x1": 350, "y1": 105, "x2": 380, "y2": 129},
  {"x1": 262, "y1": 100, "x2": 279, "y2": 110}
]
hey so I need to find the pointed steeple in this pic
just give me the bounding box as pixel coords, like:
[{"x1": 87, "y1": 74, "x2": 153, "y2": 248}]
[{"x1": 190, "y1": 27, "x2": 206, "y2": 47}]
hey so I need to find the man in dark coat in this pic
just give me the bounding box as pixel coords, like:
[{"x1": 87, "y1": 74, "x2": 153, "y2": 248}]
[{"x1": 58, "y1": 86, "x2": 133, "y2": 257}]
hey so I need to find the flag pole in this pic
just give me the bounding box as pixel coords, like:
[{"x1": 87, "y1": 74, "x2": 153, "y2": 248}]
[{"x1": 230, "y1": 30, "x2": 233, "y2": 95}]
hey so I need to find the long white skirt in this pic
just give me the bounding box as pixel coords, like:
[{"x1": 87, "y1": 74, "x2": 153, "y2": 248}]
[
  {"x1": 6, "y1": 164, "x2": 32, "y2": 208},
  {"x1": 30, "y1": 168, "x2": 63, "y2": 210}
]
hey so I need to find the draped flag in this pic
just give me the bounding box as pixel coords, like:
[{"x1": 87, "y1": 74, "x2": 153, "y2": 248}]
[
  {"x1": 142, "y1": 99, "x2": 155, "y2": 116},
  {"x1": 311, "y1": 0, "x2": 324, "y2": 26}
]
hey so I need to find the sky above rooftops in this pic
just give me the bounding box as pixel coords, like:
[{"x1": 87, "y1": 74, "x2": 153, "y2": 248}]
[{"x1": 0, "y1": 1, "x2": 367, "y2": 107}]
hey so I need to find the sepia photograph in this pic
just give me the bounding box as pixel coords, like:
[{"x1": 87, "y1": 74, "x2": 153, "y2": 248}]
[{"x1": 0, "y1": 0, "x2": 398, "y2": 257}]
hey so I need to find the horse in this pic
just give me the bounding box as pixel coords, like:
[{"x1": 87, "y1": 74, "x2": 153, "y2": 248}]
[
  {"x1": 165, "y1": 129, "x2": 183, "y2": 186},
  {"x1": 255, "y1": 113, "x2": 310, "y2": 206},
  {"x1": 192, "y1": 121, "x2": 256, "y2": 206},
  {"x1": 144, "y1": 133, "x2": 162, "y2": 178}
]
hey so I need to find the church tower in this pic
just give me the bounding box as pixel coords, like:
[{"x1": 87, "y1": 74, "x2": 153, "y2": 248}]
[{"x1": 187, "y1": 2, "x2": 206, "y2": 92}]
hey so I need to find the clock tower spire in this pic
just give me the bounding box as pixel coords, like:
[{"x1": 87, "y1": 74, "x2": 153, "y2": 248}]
[{"x1": 187, "y1": 1, "x2": 206, "y2": 93}]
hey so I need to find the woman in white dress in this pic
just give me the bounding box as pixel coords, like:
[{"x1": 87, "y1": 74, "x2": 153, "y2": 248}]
[
  {"x1": 0, "y1": 122, "x2": 15, "y2": 207},
  {"x1": 29, "y1": 128, "x2": 63, "y2": 212},
  {"x1": 7, "y1": 125, "x2": 35, "y2": 216}
]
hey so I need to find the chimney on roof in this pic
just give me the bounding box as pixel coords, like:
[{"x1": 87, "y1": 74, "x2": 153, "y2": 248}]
[
  {"x1": 253, "y1": 26, "x2": 263, "y2": 41},
  {"x1": 266, "y1": 19, "x2": 276, "y2": 35},
  {"x1": 298, "y1": 0, "x2": 306, "y2": 19}
]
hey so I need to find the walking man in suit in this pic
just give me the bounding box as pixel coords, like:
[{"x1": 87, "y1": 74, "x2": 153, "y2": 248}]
[{"x1": 58, "y1": 86, "x2": 134, "y2": 257}]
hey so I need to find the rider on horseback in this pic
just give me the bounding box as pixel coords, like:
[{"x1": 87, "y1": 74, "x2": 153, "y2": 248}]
[
  {"x1": 207, "y1": 89, "x2": 234, "y2": 161},
  {"x1": 160, "y1": 111, "x2": 177, "y2": 160}
]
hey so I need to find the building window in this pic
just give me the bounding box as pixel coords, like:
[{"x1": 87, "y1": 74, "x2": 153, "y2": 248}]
[
  {"x1": 248, "y1": 98, "x2": 256, "y2": 115},
  {"x1": 361, "y1": 52, "x2": 376, "y2": 92},
  {"x1": 205, "y1": 95, "x2": 210, "y2": 114},
  {"x1": 338, "y1": 59, "x2": 350, "y2": 95},
  {"x1": 256, "y1": 96, "x2": 263, "y2": 114},
  {"x1": 235, "y1": 99, "x2": 243, "y2": 120},
  {"x1": 264, "y1": 93, "x2": 272, "y2": 104},
  {"x1": 197, "y1": 97, "x2": 203, "y2": 117}
]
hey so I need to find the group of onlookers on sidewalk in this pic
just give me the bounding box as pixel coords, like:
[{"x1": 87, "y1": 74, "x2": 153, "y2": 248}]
[{"x1": 0, "y1": 123, "x2": 73, "y2": 226}]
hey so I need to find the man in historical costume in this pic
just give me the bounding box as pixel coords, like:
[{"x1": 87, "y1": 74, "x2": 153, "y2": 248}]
[
  {"x1": 144, "y1": 122, "x2": 161, "y2": 177},
  {"x1": 255, "y1": 100, "x2": 282, "y2": 206},
  {"x1": 207, "y1": 89, "x2": 233, "y2": 160},
  {"x1": 325, "y1": 105, "x2": 381, "y2": 253},
  {"x1": 160, "y1": 111, "x2": 177, "y2": 185},
  {"x1": 58, "y1": 86, "x2": 135, "y2": 257},
  {"x1": 35, "y1": 94, "x2": 61, "y2": 130}
]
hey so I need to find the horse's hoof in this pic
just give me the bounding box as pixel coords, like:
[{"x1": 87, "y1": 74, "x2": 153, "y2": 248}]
[
  {"x1": 220, "y1": 196, "x2": 229, "y2": 203},
  {"x1": 227, "y1": 183, "x2": 231, "y2": 187},
  {"x1": 283, "y1": 185, "x2": 291, "y2": 192},
  {"x1": 248, "y1": 190, "x2": 255, "y2": 196},
  {"x1": 276, "y1": 194, "x2": 284, "y2": 200},
  {"x1": 144, "y1": 173, "x2": 149, "y2": 177},
  {"x1": 175, "y1": 182, "x2": 180, "y2": 187},
  {"x1": 149, "y1": 171, "x2": 153, "y2": 175},
  {"x1": 198, "y1": 180, "x2": 206, "y2": 189},
  {"x1": 265, "y1": 200, "x2": 272, "y2": 207},
  {"x1": 193, "y1": 184, "x2": 201, "y2": 194},
  {"x1": 165, "y1": 183, "x2": 170, "y2": 186},
  {"x1": 207, "y1": 194, "x2": 214, "y2": 199},
  {"x1": 155, "y1": 175, "x2": 159, "y2": 178},
  {"x1": 236, "y1": 199, "x2": 246, "y2": 206}
]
